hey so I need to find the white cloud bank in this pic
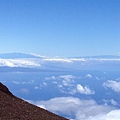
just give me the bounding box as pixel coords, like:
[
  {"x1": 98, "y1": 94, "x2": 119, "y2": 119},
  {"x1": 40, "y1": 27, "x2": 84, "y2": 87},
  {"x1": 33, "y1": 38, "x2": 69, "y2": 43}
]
[
  {"x1": 1, "y1": 55, "x2": 120, "y2": 68},
  {"x1": 43, "y1": 57, "x2": 120, "y2": 63},
  {"x1": 103, "y1": 80, "x2": 120, "y2": 92},
  {"x1": 0, "y1": 58, "x2": 40, "y2": 67},
  {"x1": 31, "y1": 97, "x2": 119, "y2": 120}
]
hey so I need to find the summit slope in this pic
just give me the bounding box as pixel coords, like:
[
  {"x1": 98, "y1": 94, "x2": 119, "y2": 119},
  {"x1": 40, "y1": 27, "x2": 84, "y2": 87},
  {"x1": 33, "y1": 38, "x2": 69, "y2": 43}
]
[{"x1": 0, "y1": 82, "x2": 68, "y2": 120}]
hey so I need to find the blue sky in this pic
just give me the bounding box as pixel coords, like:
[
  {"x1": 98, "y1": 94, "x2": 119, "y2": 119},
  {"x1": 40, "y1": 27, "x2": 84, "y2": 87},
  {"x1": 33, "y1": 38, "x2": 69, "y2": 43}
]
[{"x1": 0, "y1": 0, "x2": 120, "y2": 57}]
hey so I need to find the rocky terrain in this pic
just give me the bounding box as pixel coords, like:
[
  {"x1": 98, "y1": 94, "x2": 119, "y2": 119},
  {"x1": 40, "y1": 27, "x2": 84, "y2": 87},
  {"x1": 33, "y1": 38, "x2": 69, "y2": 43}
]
[{"x1": 0, "y1": 82, "x2": 68, "y2": 120}]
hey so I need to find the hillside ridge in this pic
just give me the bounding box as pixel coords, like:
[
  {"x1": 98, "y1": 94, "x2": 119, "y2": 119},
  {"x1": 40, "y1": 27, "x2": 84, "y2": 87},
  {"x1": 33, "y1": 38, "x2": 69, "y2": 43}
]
[{"x1": 0, "y1": 82, "x2": 68, "y2": 120}]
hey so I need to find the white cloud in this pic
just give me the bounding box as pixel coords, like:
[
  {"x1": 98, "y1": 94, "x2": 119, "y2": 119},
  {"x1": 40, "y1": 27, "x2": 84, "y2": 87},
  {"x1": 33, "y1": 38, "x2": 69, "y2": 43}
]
[
  {"x1": 1, "y1": 57, "x2": 120, "y2": 68},
  {"x1": 36, "y1": 82, "x2": 48, "y2": 89},
  {"x1": 56, "y1": 75, "x2": 76, "y2": 94},
  {"x1": 103, "y1": 99, "x2": 118, "y2": 106},
  {"x1": 30, "y1": 53, "x2": 46, "y2": 58},
  {"x1": 43, "y1": 58, "x2": 73, "y2": 63},
  {"x1": 42, "y1": 82, "x2": 47, "y2": 86},
  {"x1": 57, "y1": 84, "x2": 63, "y2": 88},
  {"x1": 58, "y1": 85, "x2": 77, "y2": 95},
  {"x1": 59, "y1": 75, "x2": 75, "y2": 87},
  {"x1": 45, "y1": 76, "x2": 56, "y2": 80},
  {"x1": 85, "y1": 74, "x2": 92, "y2": 78},
  {"x1": 103, "y1": 80, "x2": 120, "y2": 92},
  {"x1": 110, "y1": 99, "x2": 118, "y2": 106},
  {"x1": 47, "y1": 75, "x2": 95, "y2": 95},
  {"x1": 45, "y1": 76, "x2": 58, "y2": 84},
  {"x1": 0, "y1": 58, "x2": 41, "y2": 67},
  {"x1": 59, "y1": 75, "x2": 75, "y2": 80},
  {"x1": 62, "y1": 78, "x2": 74, "y2": 87},
  {"x1": 34, "y1": 86, "x2": 39, "y2": 89},
  {"x1": 104, "y1": 109, "x2": 120, "y2": 120},
  {"x1": 22, "y1": 80, "x2": 35, "y2": 85},
  {"x1": 76, "y1": 84, "x2": 95, "y2": 95},
  {"x1": 42, "y1": 57, "x2": 120, "y2": 63},
  {"x1": 30, "y1": 97, "x2": 117, "y2": 120},
  {"x1": 44, "y1": 75, "x2": 76, "y2": 94}
]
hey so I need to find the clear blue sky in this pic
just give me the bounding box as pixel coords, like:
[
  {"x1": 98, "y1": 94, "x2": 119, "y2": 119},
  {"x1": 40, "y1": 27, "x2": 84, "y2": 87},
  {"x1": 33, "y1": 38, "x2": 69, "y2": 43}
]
[{"x1": 0, "y1": 0, "x2": 120, "y2": 57}]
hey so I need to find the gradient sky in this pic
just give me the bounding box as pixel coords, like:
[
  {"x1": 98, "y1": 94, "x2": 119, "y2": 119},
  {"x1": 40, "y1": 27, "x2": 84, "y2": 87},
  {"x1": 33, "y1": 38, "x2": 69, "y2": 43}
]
[{"x1": 0, "y1": 0, "x2": 120, "y2": 57}]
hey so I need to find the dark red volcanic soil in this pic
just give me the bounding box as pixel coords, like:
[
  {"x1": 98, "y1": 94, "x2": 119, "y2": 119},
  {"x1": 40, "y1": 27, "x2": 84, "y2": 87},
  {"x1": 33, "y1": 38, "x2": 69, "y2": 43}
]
[{"x1": 0, "y1": 82, "x2": 68, "y2": 120}]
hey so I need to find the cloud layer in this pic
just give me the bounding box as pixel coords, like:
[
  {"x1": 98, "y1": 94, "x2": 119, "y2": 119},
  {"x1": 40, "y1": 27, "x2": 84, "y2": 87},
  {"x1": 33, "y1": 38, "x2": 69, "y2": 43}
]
[
  {"x1": 31, "y1": 97, "x2": 119, "y2": 120},
  {"x1": 0, "y1": 58, "x2": 40, "y2": 67},
  {"x1": 45, "y1": 75, "x2": 95, "y2": 95}
]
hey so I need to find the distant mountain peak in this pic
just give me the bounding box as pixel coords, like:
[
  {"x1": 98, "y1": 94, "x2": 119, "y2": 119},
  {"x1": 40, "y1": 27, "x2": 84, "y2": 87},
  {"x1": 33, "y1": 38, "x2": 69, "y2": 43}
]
[{"x1": 0, "y1": 53, "x2": 42, "y2": 59}]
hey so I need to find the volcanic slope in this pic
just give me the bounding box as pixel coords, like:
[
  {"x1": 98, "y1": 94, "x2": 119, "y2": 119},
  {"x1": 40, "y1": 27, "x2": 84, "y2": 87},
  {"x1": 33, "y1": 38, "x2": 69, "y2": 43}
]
[{"x1": 0, "y1": 82, "x2": 68, "y2": 120}]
